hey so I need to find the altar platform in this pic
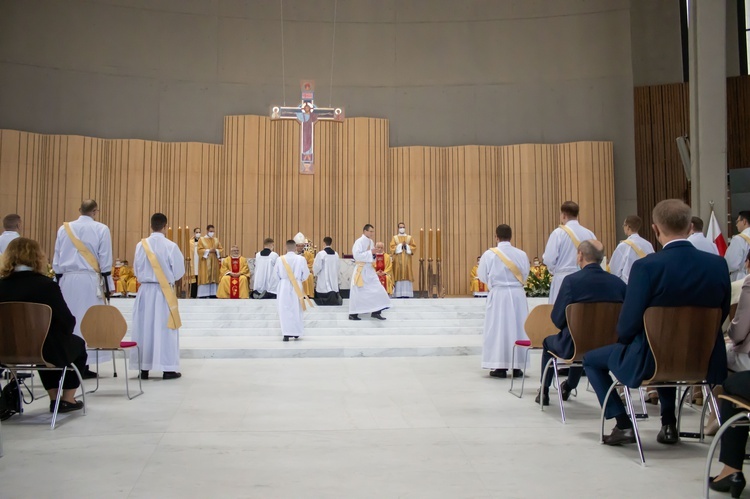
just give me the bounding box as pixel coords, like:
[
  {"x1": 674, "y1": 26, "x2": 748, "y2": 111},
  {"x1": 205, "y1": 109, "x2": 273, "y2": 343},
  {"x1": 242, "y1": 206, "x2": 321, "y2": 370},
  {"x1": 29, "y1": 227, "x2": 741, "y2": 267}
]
[{"x1": 112, "y1": 297, "x2": 548, "y2": 359}]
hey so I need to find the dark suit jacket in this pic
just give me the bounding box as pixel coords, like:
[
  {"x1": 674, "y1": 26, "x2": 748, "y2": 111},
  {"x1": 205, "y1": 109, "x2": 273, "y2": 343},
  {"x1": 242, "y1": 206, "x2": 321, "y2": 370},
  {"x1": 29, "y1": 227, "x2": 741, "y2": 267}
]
[
  {"x1": 0, "y1": 271, "x2": 78, "y2": 365},
  {"x1": 547, "y1": 263, "x2": 627, "y2": 358},
  {"x1": 608, "y1": 240, "x2": 730, "y2": 387}
]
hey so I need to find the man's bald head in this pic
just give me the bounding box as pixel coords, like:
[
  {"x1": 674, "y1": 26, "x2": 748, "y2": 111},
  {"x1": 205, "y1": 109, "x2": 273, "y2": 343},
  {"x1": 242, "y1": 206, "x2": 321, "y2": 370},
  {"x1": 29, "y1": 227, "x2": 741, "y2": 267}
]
[
  {"x1": 80, "y1": 199, "x2": 98, "y2": 217},
  {"x1": 374, "y1": 241, "x2": 385, "y2": 253},
  {"x1": 578, "y1": 239, "x2": 605, "y2": 266}
]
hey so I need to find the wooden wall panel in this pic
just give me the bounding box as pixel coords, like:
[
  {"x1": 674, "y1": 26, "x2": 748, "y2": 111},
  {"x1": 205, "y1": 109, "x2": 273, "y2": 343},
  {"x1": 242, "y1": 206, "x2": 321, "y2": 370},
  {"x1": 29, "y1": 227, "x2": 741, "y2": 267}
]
[{"x1": 0, "y1": 118, "x2": 615, "y2": 296}]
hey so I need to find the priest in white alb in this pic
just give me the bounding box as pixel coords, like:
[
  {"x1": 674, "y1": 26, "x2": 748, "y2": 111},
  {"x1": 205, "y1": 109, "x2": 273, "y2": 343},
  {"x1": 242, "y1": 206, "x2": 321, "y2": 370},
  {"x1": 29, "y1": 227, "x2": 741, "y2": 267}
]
[
  {"x1": 726, "y1": 211, "x2": 750, "y2": 281},
  {"x1": 349, "y1": 224, "x2": 390, "y2": 321},
  {"x1": 313, "y1": 236, "x2": 342, "y2": 306},
  {"x1": 389, "y1": 222, "x2": 417, "y2": 298},
  {"x1": 688, "y1": 217, "x2": 719, "y2": 255},
  {"x1": 0, "y1": 213, "x2": 22, "y2": 258},
  {"x1": 52, "y1": 199, "x2": 114, "y2": 377},
  {"x1": 253, "y1": 237, "x2": 279, "y2": 298},
  {"x1": 542, "y1": 201, "x2": 596, "y2": 304},
  {"x1": 477, "y1": 224, "x2": 530, "y2": 378},
  {"x1": 608, "y1": 215, "x2": 654, "y2": 284},
  {"x1": 274, "y1": 239, "x2": 312, "y2": 341},
  {"x1": 130, "y1": 213, "x2": 185, "y2": 380}
]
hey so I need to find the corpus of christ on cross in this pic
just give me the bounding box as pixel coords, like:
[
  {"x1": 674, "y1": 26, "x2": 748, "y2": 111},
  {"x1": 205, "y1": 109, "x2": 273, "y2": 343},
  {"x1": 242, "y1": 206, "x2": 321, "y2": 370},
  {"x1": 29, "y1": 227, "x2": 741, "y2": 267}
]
[{"x1": 271, "y1": 80, "x2": 345, "y2": 175}]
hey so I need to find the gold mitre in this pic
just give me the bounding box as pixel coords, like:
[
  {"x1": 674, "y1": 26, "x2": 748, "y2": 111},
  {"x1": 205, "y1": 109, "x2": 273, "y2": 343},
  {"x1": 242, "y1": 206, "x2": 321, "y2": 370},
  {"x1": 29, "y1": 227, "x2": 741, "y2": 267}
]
[{"x1": 293, "y1": 232, "x2": 306, "y2": 244}]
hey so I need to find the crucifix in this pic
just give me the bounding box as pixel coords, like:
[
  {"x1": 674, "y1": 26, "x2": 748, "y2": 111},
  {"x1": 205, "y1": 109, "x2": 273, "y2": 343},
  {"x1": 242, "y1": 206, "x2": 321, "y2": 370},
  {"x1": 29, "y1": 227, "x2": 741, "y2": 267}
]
[{"x1": 271, "y1": 80, "x2": 345, "y2": 174}]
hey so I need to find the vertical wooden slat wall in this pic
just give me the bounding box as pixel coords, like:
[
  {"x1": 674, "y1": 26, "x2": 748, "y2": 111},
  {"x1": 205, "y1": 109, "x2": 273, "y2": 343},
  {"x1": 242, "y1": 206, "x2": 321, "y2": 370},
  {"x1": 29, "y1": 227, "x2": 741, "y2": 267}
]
[{"x1": 0, "y1": 118, "x2": 615, "y2": 296}]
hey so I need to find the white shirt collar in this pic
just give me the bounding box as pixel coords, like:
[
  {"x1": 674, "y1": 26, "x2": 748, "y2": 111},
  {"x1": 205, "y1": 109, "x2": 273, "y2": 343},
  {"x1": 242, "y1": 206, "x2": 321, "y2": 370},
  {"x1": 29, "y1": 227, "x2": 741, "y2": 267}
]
[
  {"x1": 152, "y1": 232, "x2": 165, "y2": 238},
  {"x1": 14, "y1": 265, "x2": 33, "y2": 272},
  {"x1": 663, "y1": 238, "x2": 688, "y2": 248},
  {"x1": 496, "y1": 241, "x2": 511, "y2": 247},
  {"x1": 564, "y1": 220, "x2": 580, "y2": 227},
  {"x1": 78, "y1": 215, "x2": 94, "y2": 222},
  {"x1": 2, "y1": 231, "x2": 19, "y2": 237}
]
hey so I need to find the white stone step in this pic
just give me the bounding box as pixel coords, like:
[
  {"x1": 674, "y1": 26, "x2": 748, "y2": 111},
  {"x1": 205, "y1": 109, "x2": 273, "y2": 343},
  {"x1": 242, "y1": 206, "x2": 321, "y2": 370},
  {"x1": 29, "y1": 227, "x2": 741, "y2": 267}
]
[
  {"x1": 110, "y1": 297, "x2": 547, "y2": 359},
  {"x1": 178, "y1": 335, "x2": 483, "y2": 359}
]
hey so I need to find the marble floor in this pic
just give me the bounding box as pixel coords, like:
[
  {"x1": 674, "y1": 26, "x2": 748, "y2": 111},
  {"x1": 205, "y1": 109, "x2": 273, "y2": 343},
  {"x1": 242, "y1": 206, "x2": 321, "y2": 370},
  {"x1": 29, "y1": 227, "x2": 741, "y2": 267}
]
[{"x1": 0, "y1": 356, "x2": 721, "y2": 498}]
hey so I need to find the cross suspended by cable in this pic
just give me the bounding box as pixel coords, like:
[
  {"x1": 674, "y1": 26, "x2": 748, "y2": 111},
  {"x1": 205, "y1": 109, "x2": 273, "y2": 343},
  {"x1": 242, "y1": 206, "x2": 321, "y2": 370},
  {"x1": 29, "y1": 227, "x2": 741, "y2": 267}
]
[{"x1": 272, "y1": 0, "x2": 344, "y2": 175}]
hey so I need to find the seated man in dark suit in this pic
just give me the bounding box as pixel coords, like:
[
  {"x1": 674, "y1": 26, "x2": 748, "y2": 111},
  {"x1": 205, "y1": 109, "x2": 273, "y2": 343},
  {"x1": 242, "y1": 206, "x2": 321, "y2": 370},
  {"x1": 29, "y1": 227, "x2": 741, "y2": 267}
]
[
  {"x1": 584, "y1": 199, "x2": 730, "y2": 446},
  {"x1": 536, "y1": 240, "x2": 627, "y2": 405}
]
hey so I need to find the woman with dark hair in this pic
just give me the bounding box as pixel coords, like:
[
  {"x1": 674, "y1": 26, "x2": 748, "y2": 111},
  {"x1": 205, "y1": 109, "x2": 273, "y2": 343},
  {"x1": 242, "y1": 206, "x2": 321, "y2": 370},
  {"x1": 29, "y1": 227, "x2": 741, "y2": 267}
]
[{"x1": 0, "y1": 237, "x2": 86, "y2": 413}]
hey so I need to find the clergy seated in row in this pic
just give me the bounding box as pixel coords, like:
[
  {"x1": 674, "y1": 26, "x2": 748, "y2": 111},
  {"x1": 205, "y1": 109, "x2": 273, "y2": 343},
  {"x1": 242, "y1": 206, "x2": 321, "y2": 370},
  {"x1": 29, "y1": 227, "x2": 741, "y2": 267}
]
[
  {"x1": 374, "y1": 242, "x2": 394, "y2": 295},
  {"x1": 217, "y1": 245, "x2": 250, "y2": 299},
  {"x1": 113, "y1": 260, "x2": 138, "y2": 297},
  {"x1": 294, "y1": 232, "x2": 316, "y2": 297},
  {"x1": 469, "y1": 256, "x2": 488, "y2": 297},
  {"x1": 313, "y1": 236, "x2": 342, "y2": 306},
  {"x1": 253, "y1": 238, "x2": 279, "y2": 299}
]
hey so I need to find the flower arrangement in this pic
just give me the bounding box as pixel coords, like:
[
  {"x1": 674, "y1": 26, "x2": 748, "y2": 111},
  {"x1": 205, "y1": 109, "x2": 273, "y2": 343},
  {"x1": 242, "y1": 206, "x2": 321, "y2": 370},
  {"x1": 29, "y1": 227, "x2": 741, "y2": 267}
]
[{"x1": 525, "y1": 262, "x2": 551, "y2": 297}]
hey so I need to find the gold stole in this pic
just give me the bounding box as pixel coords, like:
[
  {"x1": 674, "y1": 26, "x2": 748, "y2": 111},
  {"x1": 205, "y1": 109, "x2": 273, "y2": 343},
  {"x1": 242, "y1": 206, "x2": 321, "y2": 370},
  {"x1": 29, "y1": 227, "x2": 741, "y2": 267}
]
[
  {"x1": 230, "y1": 257, "x2": 241, "y2": 298},
  {"x1": 740, "y1": 233, "x2": 750, "y2": 245},
  {"x1": 623, "y1": 239, "x2": 647, "y2": 258},
  {"x1": 141, "y1": 239, "x2": 182, "y2": 329},
  {"x1": 63, "y1": 222, "x2": 101, "y2": 272},
  {"x1": 490, "y1": 248, "x2": 525, "y2": 284},
  {"x1": 352, "y1": 239, "x2": 372, "y2": 287},
  {"x1": 558, "y1": 224, "x2": 581, "y2": 248},
  {"x1": 280, "y1": 256, "x2": 315, "y2": 311}
]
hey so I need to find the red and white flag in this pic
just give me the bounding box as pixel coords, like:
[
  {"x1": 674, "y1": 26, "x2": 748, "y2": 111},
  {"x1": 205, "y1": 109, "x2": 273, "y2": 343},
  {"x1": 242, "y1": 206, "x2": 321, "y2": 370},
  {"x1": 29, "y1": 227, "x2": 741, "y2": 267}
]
[{"x1": 707, "y1": 210, "x2": 728, "y2": 256}]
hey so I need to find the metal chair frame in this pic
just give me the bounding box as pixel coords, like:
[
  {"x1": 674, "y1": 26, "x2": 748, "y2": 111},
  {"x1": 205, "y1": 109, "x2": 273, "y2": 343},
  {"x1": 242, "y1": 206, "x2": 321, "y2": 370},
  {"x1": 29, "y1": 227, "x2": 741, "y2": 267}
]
[
  {"x1": 703, "y1": 394, "x2": 750, "y2": 499},
  {"x1": 509, "y1": 304, "x2": 556, "y2": 398},
  {"x1": 88, "y1": 346, "x2": 143, "y2": 400},
  {"x1": 598, "y1": 306, "x2": 723, "y2": 466},
  {"x1": 0, "y1": 302, "x2": 87, "y2": 430}
]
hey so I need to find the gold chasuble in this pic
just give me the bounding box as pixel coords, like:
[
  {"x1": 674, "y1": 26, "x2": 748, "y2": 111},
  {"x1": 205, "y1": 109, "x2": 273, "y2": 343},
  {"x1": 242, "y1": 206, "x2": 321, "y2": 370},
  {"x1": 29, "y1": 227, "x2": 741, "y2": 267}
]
[
  {"x1": 469, "y1": 265, "x2": 487, "y2": 294},
  {"x1": 302, "y1": 249, "x2": 315, "y2": 297},
  {"x1": 373, "y1": 253, "x2": 394, "y2": 295},
  {"x1": 389, "y1": 235, "x2": 417, "y2": 282},
  {"x1": 217, "y1": 256, "x2": 250, "y2": 299},
  {"x1": 197, "y1": 236, "x2": 224, "y2": 286},
  {"x1": 115, "y1": 264, "x2": 138, "y2": 295}
]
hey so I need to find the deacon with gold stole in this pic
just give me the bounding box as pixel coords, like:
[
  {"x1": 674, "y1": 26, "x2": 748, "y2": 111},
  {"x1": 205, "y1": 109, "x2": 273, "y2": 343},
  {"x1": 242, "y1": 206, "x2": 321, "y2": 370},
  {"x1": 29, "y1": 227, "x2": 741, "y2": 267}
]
[
  {"x1": 274, "y1": 239, "x2": 312, "y2": 341},
  {"x1": 373, "y1": 241, "x2": 394, "y2": 295},
  {"x1": 469, "y1": 256, "x2": 488, "y2": 297},
  {"x1": 389, "y1": 222, "x2": 417, "y2": 298},
  {"x1": 217, "y1": 245, "x2": 250, "y2": 299},
  {"x1": 197, "y1": 224, "x2": 223, "y2": 298},
  {"x1": 294, "y1": 232, "x2": 315, "y2": 297},
  {"x1": 131, "y1": 213, "x2": 185, "y2": 380},
  {"x1": 478, "y1": 224, "x2": 530, "y2": 378}
]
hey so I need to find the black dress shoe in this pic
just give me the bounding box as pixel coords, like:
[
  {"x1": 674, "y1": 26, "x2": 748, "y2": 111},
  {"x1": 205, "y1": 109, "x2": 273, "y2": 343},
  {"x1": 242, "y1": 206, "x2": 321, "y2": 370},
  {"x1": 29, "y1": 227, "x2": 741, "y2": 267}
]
[
  {"x1": 50, "y1": 400, "x2": 84, "y2": 413},
  {"x1": 489, "y1": 369, "x2": 507, "y2": 378},
  {"x1": 535, "y1": 390, "x2": 550, "y2": 406},
  {"x1": 348, "y1": 314, "x2": 361, "y2": 321},
  {"x1": 163, "y1": 372, "x2": 182, "y2": 380},
  {"x1": 81, "y1": 368, "x2": 98, "y2": 380},
  {"x1": 656, "y1": 424, "x2": 679, "y2": 444},
  {"x1": 140, "y1": 370, "x2": 149, "y2": 380},
  {"x1": 283, "y1": 336, "x2": 290, "y2": 342},
  {"x1": 709, "y1": 472, "x2": 746, "y2": 498},
  {"x1": 371, "y1": 312, "x2": 386, "y2": 320},
  {"x1": 512, "y1": 369, "x2": 524, "y2": 378},
  {"x1": 560, "y1": 380, "x2": 572, "y2": 401},
  {"x1": 603, "y1": 426, "x2": 636, "y2": 446}
]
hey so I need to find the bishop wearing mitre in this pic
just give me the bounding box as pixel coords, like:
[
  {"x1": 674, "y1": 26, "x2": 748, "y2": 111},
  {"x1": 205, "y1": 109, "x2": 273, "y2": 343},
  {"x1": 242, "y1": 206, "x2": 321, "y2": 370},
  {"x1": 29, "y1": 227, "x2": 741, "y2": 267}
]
[
  {"x1": 217, "y1": 245, "x2": 250, "y2": 299},
  {"x1": 197, "y1": 224, "x2": 223, "y2": 298}
]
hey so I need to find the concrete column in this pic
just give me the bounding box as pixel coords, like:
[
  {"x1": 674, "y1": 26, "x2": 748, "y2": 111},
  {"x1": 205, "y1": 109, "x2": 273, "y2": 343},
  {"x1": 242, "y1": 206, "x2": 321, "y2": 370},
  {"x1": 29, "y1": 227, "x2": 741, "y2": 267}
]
[{"x1": 689, "y1": 1, "x2": 727, "y2": 232}]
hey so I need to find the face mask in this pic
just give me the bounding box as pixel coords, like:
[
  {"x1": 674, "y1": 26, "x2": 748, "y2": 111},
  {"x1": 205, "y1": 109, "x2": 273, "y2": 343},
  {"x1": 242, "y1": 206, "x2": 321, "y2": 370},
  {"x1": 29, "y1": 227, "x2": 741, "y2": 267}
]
[
  {"x1": 398, "y1": 228, "x2": 406, "y2": 234},
  {"x1": 195, "y1": 233, "x2": 201, "y2": 239},
  {"x1": 208, "y1": 231, "x2": 215, "y2": 238}
]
